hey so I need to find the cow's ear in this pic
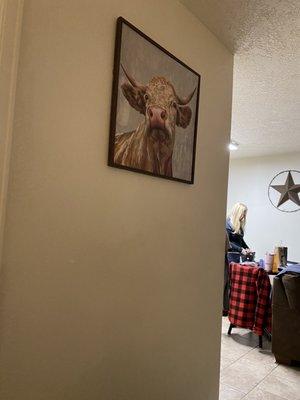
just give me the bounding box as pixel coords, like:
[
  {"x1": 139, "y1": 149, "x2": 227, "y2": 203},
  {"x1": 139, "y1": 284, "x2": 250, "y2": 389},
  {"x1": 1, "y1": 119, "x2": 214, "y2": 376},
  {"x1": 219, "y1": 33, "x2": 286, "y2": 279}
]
[
  {"x1": 176, "y1": 105, "x2": 192, "y2": 128},
  {"x1": 121, "y1": 83, "x2": 146, "y2": 115}
]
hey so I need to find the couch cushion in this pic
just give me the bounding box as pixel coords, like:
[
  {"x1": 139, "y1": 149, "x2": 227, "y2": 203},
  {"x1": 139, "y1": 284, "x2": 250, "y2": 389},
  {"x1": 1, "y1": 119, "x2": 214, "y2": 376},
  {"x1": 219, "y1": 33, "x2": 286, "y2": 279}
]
[{"x1": 283, "y1": 274, "x2": 300, "y2": 311}]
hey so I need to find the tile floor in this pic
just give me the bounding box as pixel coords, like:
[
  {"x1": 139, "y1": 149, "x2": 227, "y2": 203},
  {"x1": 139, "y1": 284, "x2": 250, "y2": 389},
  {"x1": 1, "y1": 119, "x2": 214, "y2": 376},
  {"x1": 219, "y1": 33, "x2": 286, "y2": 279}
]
[{"x1": 219, "y1": 317, "x2": 300, "y2": 400}]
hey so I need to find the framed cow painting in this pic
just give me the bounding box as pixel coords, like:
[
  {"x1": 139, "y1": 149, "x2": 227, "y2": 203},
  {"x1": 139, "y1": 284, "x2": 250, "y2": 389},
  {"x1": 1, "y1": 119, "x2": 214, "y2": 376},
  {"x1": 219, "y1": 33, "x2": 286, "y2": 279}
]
[{"x1": 108, "y1": 17, "x2": 201, "y2": 184}]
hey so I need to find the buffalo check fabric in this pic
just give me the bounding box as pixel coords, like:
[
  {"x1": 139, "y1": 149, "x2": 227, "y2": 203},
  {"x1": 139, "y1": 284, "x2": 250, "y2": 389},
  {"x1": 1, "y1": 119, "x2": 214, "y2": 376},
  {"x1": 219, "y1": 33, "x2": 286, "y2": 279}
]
[{"x1": 228, "y1": 263, "x2": 272, "y2": 336}]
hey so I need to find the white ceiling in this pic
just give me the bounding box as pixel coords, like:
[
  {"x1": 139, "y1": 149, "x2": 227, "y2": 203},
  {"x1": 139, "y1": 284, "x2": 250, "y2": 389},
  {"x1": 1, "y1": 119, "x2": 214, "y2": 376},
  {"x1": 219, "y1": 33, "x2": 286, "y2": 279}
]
[{"x1": 181, "y1": 0, "x2": 300, "y2": 158}]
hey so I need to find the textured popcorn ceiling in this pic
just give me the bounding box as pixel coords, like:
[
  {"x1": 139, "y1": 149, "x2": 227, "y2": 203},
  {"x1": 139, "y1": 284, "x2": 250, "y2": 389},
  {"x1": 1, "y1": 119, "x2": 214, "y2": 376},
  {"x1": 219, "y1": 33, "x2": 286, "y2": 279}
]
[{"x1": 181, "y1": 0, "x2": 300, "y2": 158}]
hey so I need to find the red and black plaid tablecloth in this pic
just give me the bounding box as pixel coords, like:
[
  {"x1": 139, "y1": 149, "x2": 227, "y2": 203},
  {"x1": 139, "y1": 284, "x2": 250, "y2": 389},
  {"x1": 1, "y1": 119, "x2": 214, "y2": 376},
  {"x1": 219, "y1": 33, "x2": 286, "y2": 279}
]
[{"x1": 229, "y1": 263, "x2": 272, "y2": 336}]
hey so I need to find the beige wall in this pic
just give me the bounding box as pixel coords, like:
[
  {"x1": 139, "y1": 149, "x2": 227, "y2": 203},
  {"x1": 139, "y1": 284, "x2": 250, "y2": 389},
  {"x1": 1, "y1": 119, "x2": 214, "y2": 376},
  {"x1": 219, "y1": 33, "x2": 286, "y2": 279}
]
[
  {"x1": 0, "y1": 0, "x2": 23, "y2": 264},
  {"x1": 0, "y1": 1, "x2": 233, "y2": 399}
]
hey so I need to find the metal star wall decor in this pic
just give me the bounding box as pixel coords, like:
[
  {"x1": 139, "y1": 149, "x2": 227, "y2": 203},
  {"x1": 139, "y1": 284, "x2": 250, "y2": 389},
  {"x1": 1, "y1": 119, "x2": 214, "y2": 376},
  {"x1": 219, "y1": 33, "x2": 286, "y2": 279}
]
[{"x1": 268, "y1": 170, "x2": 300, "y2": 213}]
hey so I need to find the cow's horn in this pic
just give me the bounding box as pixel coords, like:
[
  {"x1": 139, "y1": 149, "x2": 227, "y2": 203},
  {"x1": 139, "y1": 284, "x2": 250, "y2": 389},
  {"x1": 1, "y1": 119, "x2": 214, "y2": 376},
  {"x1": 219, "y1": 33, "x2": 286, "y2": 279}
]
[
  {"x1": 176, "y1": 87, "x2": 196, "y2": 105},
  {"x1": 121, "y1": 64, "x2": 146, "y2": 91}
]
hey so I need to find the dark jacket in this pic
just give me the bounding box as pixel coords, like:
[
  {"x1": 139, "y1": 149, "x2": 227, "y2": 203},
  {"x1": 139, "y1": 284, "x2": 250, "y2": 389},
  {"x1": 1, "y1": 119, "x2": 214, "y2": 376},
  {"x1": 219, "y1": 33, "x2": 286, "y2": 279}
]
[{"x1": 226, "y1": 218, "x2": 248, "y2": 253}]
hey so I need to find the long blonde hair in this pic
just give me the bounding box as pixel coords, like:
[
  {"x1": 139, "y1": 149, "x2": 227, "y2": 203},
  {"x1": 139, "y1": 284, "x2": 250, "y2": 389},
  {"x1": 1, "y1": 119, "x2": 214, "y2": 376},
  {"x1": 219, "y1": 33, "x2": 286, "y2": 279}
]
[{"x1": 228, "y1": 203, "x2": 248, "y2": 234}]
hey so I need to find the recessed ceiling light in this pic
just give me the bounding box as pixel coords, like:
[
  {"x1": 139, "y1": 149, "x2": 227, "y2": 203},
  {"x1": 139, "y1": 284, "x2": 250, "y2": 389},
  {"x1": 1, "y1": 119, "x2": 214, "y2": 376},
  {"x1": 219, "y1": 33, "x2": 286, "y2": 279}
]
[{"x1": 228, "y1": 140, "x2": 239, "y2": 151}]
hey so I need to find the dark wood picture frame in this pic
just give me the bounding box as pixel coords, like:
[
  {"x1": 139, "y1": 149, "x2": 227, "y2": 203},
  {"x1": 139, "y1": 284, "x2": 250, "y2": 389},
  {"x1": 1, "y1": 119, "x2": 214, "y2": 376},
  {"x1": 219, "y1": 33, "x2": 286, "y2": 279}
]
[{"x1": 108, "y1": 17, "x2": 201, "y2": 184}]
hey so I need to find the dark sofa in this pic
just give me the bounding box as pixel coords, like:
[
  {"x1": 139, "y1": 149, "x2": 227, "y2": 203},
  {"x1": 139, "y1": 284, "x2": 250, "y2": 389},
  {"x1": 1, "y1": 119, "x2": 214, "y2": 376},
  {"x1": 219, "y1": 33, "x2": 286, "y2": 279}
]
[{"x1": 272, "y1": 273, "x2": 300, "y2": 365}]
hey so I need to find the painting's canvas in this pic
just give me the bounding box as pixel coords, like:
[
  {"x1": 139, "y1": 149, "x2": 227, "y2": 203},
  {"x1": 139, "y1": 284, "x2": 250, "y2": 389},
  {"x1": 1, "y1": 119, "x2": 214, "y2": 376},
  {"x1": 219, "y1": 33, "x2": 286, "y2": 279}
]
[{"x1": 108, "y1": 17, "x2": 201, "y2": 184}]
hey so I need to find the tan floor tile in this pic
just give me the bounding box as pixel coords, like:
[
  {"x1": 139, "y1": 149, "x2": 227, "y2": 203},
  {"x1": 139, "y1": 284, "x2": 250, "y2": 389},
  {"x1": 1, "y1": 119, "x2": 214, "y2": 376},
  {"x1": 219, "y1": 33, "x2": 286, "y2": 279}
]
[
  {"x1": 221, "y1": 317, "x2": 231, "y2": 334},
  {"x1": 246, "y1": 346, "x2": 275, "y2": 363},
  {"x1": 219, "y1": 318, "x2": 300, "y2": 399},
  {"x1": 220, "y1": 331, "x2": 267, "y2": 367},
  {"x1": 220, "y1": 358, "x2": 266, "y2": 392},
  {"x1": 222, "y1": 329, "x2": 260, "y2": 349},
  {"x1": 258, "y1": 373, "x2": 300, "y2": 400},
  {"x1": 221, "y1": 337, "x2": 252, "y2": 360},
  {"x1": 220, "y1": 353, "x2": 238, "y2": 370},
  {"x1": 220, "y1": 346, "x2": 251, "y2": 371},
  {"x1": 243, "y1": 387, "x2": 289, "y2": 400},
  {"x1": 219, "y1": 383, "x2": 246, "y2": 400},
  {"x1": 271, "y1": 364, "x2": 300, "y2": 386},
  {"x1": 244, "y1": 348, "x2": 277, "y2": 374}
]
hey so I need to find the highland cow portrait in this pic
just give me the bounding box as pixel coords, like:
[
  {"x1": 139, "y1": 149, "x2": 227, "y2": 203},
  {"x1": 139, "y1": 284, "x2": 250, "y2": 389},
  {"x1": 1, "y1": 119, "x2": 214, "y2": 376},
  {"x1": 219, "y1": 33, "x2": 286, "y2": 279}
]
[{"x1": 108, "y1": 18, "x2": 200, "y2": 184}]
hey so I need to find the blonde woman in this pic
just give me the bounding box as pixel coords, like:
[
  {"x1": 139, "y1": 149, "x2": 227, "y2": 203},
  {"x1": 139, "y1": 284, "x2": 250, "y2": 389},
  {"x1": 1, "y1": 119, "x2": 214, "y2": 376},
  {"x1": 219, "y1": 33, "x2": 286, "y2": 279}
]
[{"x1": 226, "y1": 203, "x2": 251, "y2": 264}]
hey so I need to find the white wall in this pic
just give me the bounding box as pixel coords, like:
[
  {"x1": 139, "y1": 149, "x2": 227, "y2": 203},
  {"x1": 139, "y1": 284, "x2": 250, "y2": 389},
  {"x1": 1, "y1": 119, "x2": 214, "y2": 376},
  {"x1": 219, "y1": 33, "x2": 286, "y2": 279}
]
[
  {"x1": 227, "y1": 153, "x2": 300, "y2": 262},
  {"x1": 0, "y1": 1, "x2": 233, "y2": 399}
]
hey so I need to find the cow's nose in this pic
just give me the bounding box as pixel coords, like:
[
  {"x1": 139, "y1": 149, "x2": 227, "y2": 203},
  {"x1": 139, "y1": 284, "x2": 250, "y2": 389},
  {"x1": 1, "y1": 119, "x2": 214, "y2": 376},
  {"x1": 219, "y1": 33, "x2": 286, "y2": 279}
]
[{"x1": 148, "y1": 106, "x2": 166, "y2": 129}]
